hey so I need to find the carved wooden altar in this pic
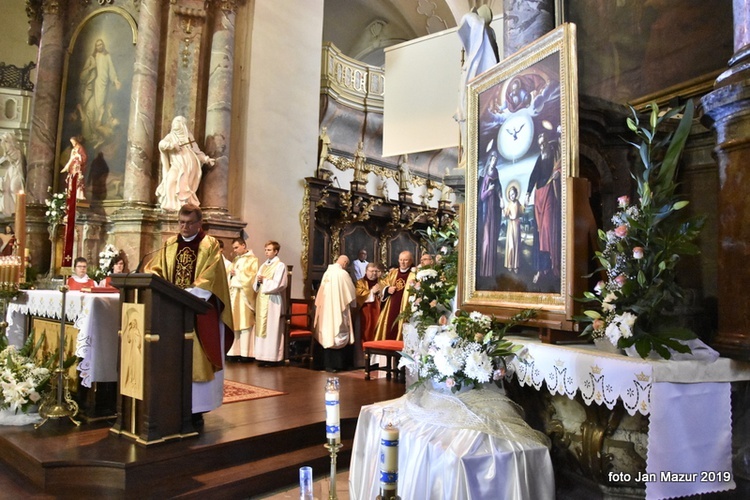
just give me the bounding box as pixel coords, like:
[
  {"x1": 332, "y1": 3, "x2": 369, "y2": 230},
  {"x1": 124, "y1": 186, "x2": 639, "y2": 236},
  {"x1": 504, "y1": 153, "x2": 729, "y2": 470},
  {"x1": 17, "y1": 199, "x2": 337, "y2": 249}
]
[{"x1": 302, "y1": 176, "x2": 455, "y2": 297}]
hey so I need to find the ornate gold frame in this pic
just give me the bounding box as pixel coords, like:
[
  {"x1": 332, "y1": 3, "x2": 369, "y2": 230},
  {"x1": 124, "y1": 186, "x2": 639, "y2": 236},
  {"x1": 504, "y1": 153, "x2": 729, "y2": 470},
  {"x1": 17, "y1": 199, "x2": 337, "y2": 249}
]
[{"x1": 460, "y1": 23, "x2": 579, "y2": 327}]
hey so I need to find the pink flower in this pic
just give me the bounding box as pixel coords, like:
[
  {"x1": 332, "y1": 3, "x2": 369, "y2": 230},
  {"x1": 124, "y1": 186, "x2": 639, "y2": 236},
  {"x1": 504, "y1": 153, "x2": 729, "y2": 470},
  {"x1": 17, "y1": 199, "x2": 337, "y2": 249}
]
[
  {"x1": 594, "y1": 280, "x2": 605, "y2": 295},
  {"x1": 445, "y1": 378, "x2": 455, "y2": 388},
  {"x1": 615, "y1": 274, "x2": 627, "y2": 286},
  {"x1": 633, "y1": 247, "x2": 644, "y2": 259},
  {"x1": 593, "y1": 318, "x2": 605, "y2": 331},
  {"x1": 615, "y1": 225, "x2": 628, "y2": 238},
  {"x1": 439, "y1": 315, "x2": 448, "y2": 326},
  {"x1": 429, "y1": 300, "x2": 437, "y2": 308},
  {"x1": 618, "y1": 195, "x2": 630, "y2": 208}
]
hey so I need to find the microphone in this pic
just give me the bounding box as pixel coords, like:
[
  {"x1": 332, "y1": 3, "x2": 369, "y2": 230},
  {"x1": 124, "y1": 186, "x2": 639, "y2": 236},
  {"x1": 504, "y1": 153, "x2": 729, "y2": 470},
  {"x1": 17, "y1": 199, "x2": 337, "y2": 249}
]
[
  {"x1": 135, "y1": 239, "x2": 178, "y2": 273},
  {"x1": 332, "y1": 176, "x2": 341, "y2": 188}
]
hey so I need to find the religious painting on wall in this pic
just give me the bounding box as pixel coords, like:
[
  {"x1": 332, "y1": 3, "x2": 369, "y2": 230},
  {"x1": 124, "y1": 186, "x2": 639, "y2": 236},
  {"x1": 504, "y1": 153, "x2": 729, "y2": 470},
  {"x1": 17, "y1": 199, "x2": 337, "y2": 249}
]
[
  {"x1": 56, "y1": 7, "x2": 137, "y2": 203},
  {"x1": 460, "y1": 23, "x2": 579, "y2": 326},
  {"x1": 566, "y1": 0, "x2": 733, "y2": 104}
]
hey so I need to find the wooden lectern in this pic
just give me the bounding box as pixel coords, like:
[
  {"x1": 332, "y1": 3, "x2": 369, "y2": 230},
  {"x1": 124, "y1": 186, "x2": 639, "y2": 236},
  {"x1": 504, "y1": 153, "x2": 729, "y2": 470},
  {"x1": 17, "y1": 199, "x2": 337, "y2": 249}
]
[{"x1": 109, "y1": 273, "x2": 210, "y2": 445}]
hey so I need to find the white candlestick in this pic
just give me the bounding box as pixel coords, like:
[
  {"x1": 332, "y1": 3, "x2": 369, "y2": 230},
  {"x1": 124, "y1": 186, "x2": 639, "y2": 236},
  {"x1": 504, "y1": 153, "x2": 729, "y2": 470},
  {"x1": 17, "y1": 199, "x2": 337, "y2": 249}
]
[
  {"x1": 325, "y1": 377, "x2": 340, "y2": 443},
  {"x1": 379, "y1": 407, "x2": 400, "y2": 492}
]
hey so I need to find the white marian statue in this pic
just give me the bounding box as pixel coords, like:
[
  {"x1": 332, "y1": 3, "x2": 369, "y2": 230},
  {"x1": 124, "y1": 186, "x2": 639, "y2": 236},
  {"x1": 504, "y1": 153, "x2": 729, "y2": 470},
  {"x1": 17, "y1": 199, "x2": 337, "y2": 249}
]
[
  {"x1": 0, "y1": 132, "x2": 26, "y2": 216},
  {"x1": 156, "y1": 116, "x2": 215, "y2": 211}
]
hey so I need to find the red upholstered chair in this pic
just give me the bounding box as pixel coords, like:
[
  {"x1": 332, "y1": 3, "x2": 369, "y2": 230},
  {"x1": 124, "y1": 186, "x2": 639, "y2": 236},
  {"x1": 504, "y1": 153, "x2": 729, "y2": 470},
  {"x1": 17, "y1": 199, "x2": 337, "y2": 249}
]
[
  {"x1": 363, "y1": 340, "x2": 405, "y2": 382},
  {"x1": 286, "y1": 298, "x2": 314, "y2": 366}
]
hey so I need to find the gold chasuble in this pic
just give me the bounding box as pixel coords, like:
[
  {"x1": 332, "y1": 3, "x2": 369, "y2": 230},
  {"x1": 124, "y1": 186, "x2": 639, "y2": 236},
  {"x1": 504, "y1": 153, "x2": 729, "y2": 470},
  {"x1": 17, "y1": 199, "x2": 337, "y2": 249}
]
[
  {"x1": 146, "y1": 231, "x2": 233, "y2": 382},
  {"x1": 373, "y1": 267, "x2": 416, "y2": 341}
]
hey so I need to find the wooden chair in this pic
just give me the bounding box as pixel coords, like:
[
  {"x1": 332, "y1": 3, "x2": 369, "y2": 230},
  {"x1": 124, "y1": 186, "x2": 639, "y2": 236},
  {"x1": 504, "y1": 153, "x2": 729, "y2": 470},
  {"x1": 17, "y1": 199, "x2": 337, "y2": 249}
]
[
  {"x1": 363, "y1": 340, "x2": 405, "y2": 382},
  {"x1": 286, "y1": 298, "x2": 314, "y2": 367}
]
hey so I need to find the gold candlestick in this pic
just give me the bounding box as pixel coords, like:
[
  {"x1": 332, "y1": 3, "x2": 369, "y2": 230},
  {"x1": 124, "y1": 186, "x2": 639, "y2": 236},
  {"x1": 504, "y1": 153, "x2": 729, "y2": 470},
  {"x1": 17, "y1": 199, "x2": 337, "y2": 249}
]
[{"x1": 35, "y1": 282, "x2": 80, "y2": 428}]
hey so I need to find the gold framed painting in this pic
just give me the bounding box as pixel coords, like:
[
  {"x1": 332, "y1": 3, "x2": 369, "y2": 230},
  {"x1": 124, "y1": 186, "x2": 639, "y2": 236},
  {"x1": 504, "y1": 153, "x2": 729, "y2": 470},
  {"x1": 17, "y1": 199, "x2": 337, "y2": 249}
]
[{"x1": 460, "y1": 23, "x2": 579, "y2": 329}]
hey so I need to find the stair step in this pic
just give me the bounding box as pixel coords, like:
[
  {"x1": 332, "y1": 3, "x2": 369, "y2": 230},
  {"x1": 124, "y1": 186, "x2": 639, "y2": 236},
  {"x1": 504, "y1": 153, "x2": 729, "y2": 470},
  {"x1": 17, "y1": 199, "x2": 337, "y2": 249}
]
[{"x1": 146, "y1": 439, "x2": 353, "y2": 499}]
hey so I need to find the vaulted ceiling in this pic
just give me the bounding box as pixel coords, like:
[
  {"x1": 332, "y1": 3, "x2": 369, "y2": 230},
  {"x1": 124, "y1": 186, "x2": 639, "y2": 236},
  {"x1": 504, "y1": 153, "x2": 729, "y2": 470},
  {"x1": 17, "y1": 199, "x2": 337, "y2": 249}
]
[{"x1": 322, "y1": 0, "x2": 499, "y2": 66}]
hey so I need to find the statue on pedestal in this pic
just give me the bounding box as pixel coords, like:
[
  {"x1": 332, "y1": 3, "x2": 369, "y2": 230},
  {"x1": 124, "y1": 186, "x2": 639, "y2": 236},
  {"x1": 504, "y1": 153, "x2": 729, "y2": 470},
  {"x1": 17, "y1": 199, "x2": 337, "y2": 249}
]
[
  {"x1": 156, "y1": 116, "x2": 215, "y2": 211},
  {"x1": 0, "y1": 132, "x2": 26, "y2": 216},
  {"x1": 61, "y1": 136, "x2": 87, "y2": 201},
  {"x1": 398, "y1": 154, "x2": 412, "y2": 192},
  {"x1": 352, "y1": 141, "x2": 368, "y2": 188},
  {"x1": 317, "y1": 127, "x2": 331, "y2": 177}
]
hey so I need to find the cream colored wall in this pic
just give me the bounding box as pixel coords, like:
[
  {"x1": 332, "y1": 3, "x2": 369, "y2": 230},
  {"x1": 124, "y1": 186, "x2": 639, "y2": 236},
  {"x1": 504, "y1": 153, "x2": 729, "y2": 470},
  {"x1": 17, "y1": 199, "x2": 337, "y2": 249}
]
[
  {"x1": 0, "y1": 0, "x2": 38, "y2": 72},
  {"x1": 231, "y1": 0, "x2": 324, "y2": 298}
]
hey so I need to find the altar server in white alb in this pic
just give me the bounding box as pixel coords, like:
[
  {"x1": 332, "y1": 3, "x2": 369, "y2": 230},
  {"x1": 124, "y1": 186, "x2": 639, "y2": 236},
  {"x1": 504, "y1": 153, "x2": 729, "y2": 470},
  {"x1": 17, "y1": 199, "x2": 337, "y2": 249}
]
[
  {"x1": 314, "y1": 255, "x2": 356, "y2": 371},
  {"x1": 253, "y1": 240, "x2": 288, "y2": 366},
  {"x1": 227, "y1": 237, "x2": 258, "y2": 362}
]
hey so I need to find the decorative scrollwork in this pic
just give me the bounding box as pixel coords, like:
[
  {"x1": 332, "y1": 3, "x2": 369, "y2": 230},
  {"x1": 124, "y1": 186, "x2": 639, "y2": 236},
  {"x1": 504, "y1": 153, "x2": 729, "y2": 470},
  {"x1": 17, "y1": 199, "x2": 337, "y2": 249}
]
[{"x1": 299, "y1": 185, "x2": 310, "y2": 282}]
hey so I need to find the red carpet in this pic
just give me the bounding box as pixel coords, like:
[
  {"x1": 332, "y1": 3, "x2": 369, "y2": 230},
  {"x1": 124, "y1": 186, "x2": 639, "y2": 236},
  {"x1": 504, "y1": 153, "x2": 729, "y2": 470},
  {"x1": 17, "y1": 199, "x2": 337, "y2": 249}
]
[{"x1": 223, "y1": 379, "x2": 286, "y2": 404}]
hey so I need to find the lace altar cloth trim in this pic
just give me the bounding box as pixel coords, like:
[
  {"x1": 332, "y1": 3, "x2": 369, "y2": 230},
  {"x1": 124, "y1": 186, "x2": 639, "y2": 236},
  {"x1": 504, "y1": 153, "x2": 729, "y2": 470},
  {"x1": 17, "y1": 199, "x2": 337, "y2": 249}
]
[
  {"x1": 506, "y1": 337, "x2": 750, "y2": 416},
  {"x1": 8, "y1": 290, "x2": 120, "y2": 388}
]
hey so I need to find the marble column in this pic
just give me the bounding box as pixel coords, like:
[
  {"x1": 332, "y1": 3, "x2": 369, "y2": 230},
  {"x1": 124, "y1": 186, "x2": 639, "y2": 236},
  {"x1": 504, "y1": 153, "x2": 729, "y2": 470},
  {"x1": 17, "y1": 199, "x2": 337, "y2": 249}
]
[
  {"x1": 201, "y1": 1, "x2": 239, "y2": 213},
  {"x1": 701, "y1": 0, "x2": 750, "y2": 359},
  {"x1": 25, "y1": 0, "x2": 63, "y2": 204},
  {"x1": 503, "y1": 0, "x2": 555, "y2": 57},
  {"x1": 122, "y1": 0, "x2": 163, "y2": 206}
]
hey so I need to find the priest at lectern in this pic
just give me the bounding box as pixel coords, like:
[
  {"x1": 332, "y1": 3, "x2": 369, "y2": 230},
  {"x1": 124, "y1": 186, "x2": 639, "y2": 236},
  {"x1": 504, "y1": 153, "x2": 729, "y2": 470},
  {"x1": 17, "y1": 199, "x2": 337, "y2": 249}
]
[{"x1": 145, "y1": 203, "x2": 232, "y2": 428}]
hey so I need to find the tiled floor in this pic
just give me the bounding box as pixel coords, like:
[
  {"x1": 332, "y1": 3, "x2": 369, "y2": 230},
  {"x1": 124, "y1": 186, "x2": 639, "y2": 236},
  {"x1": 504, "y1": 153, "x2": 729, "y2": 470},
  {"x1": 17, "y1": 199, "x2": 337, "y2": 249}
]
[{"x1": 254, "y1": 470, "x2": 350, "y2": 499}]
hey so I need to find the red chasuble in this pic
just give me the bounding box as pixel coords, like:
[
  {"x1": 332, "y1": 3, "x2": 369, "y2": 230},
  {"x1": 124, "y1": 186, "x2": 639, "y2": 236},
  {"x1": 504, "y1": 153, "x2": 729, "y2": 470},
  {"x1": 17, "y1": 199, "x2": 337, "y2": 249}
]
[
  {"x1": 357, "y1": 277, "x2": 381, "y2": 344},
  {"x1": 382, "y1": 269, "x2": 411, "y2": 340}
]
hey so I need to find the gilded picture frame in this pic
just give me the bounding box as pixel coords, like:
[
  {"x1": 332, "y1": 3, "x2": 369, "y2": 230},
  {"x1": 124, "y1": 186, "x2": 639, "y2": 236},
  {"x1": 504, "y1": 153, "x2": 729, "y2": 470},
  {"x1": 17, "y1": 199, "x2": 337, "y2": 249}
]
[
  {"x1": 56, "y1": 7, "x2": 137, "y2": 203},
  {"x1": 460, "y1": 23, "x2": 579, "y2": 329}
]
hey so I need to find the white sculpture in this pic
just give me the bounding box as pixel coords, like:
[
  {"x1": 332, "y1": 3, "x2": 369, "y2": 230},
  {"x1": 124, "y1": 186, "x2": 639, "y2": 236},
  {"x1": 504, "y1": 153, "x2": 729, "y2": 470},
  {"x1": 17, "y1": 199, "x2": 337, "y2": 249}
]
[
  {"x1": 0, "y1": 132, "x2": 26, "y2": 216},
  {"x1": 398, "y1": 154, "x2": 412, "y2": 192},
  {"x1": 156, "y1": 116, "x2": 215, "y2": 211}
]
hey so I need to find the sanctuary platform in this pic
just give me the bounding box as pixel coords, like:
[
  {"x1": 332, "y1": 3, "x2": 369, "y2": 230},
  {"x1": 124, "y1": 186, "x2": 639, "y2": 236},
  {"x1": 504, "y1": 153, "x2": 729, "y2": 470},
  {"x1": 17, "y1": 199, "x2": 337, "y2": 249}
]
[{"x1": 0, "y1": 363, "x2": 405, "y2": 498}]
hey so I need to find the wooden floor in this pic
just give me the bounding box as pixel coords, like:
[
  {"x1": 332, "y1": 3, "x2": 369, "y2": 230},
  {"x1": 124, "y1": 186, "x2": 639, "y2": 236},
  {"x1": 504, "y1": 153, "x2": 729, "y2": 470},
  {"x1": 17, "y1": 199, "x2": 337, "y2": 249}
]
[{"x1": 0, "y1": 361, "x2": 405, "y2": 499}]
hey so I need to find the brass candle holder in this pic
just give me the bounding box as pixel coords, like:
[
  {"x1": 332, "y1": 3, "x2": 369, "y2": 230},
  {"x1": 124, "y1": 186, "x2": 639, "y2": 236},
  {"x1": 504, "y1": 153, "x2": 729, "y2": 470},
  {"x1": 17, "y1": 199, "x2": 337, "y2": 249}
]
[
  {"x1": 35, "y1": 281, "x2": 80, "y2": 428},
  {"x1": 324, "y1": 438, "x2": 342, "y2": 500}
]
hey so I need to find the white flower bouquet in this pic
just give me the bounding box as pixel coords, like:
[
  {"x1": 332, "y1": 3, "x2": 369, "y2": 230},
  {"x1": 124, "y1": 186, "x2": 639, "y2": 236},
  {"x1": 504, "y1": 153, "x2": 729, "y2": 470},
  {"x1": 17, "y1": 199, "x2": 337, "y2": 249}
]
[
  {"x1": 0, "y1": 338, "x2": 51, "y2": 414},
  {"x1": 400, "y1": 309, "x2": 534, "y2": 392}
]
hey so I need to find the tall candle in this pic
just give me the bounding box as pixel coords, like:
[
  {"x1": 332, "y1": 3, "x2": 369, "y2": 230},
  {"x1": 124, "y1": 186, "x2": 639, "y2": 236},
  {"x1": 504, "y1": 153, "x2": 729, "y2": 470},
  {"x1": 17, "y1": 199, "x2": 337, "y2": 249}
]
[
  {"x1": 62, "y1": 190, "x2": 77, "y2": 268},
  {"x1": 14, "y1": 190, "x2": 25, "y2": 259},
  {"x1": 379, "y1": 407, "x2": 399, "y2": 495},
  {"x1": 325, "y1": 377, "x2": 340, "y2": 443}
]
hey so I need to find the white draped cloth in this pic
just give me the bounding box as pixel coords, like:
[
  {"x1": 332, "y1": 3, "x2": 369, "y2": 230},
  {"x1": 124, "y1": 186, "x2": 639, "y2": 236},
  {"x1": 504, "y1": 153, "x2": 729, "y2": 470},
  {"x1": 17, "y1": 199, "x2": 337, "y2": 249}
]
[
  {"x1": 350, "y1": 384, "x2": 554, "y2": 499},
  {"x1": 7, "y1": 290, "x2": 120, "y2": 388}
]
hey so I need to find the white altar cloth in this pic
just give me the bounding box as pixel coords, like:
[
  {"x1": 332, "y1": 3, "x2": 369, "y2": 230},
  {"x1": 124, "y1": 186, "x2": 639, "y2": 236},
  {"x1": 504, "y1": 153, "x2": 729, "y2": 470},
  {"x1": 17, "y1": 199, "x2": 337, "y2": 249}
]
[
  {"x1": 349, "y1": 386, "x2": 555, "y2": 500},
  {"x1": 7, "y1": 290, "x2": 121, "y2": 388},
  {"x1": 506, "y1": 337, "x2": 750, "y2": 499}
]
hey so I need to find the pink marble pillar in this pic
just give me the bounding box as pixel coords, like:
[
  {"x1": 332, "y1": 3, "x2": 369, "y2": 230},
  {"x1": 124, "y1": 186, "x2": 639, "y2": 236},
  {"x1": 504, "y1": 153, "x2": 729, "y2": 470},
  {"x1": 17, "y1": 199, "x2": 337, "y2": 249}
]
[
  {"x1": 700, "y1": 0, "x2": 750, "y2": 359},
  {"x1": 25, "y1": 0, "x2": 63, "y2": 204},
  {"x1": 503, "y1": 0, "x2": 555, "y2": 58},
  {"x1": 201, "y1": 1, "x2": 238, "y2": 213},
  {"x1": 122, "y1": 0, "x2": 163, "y2": 206}
]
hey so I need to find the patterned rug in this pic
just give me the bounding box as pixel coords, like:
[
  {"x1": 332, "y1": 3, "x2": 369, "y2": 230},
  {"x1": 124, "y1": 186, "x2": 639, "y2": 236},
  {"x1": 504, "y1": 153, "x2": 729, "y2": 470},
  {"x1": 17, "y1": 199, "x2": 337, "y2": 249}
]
[{"x1": 223, "y1": 380, "x2": 286, "y2": 404}]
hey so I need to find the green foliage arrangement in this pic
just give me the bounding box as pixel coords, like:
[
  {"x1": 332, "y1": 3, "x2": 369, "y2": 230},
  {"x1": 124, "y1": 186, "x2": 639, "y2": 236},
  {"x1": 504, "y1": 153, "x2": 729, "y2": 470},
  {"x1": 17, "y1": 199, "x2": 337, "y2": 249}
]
[{"x1": 579, "y1": 100, "x2": 705, "y2": 359}]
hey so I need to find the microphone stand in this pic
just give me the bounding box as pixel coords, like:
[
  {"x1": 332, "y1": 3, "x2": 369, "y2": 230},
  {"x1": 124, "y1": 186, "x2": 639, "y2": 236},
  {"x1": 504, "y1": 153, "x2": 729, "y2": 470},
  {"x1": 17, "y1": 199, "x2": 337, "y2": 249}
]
[{"x1": 36, "y1": 267, "x2": 80, "y2": 428}]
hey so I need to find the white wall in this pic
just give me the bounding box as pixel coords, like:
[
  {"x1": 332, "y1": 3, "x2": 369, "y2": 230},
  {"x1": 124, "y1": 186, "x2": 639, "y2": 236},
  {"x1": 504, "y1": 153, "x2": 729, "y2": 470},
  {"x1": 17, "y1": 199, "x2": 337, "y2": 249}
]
[
  {"x1": 231, "y1": 0, "x2": 324, "y2": 297},
  {"x1": 0, "y1": 0, "x2": 38, "y2": 71}
]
